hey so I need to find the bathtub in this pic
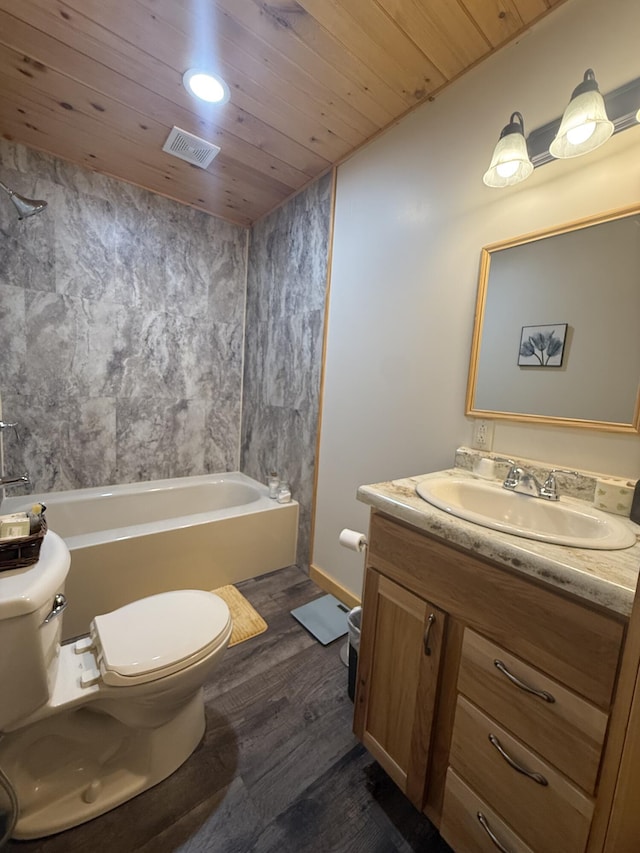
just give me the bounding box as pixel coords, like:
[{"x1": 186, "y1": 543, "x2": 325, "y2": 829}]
[{"x1": 4, "y1": 473, "x2": 298, "y2": 640}]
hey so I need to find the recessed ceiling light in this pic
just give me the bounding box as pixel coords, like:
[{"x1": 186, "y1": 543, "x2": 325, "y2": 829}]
[{"x1": 183, "y1": 69, "x2": 230, "y2": 105}]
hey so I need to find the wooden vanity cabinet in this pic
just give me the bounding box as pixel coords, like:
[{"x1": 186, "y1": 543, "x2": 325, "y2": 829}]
[
  {"x1": 353, "y1": 511, "x2": 628, "y2": 853},
  {"x1": 353, "y1": 569, "x2": 446, "y2": 807}
]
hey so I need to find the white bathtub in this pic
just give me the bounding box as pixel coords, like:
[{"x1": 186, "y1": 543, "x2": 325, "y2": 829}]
[{"x1": 4, "y1": 473, "x2": 298, "y2": 640}]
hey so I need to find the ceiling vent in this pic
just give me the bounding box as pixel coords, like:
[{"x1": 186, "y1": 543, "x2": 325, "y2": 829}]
[{"x1": 162, "y1": 126, "x2": 220, "y2": 168}]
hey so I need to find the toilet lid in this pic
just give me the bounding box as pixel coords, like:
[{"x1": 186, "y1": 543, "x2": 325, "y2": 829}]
[{"x1": 90, "y1": 590, "x2": 231, "y2": 686}]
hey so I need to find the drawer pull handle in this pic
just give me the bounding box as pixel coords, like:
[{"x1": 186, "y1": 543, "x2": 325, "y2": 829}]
[
  {"x1": 488, "y1": 734, "x2": 548, "y2": 786},
  {"x1": 494, "y1": 659, "x2": 555, "y2": 704},
  {"x1": 477, "y1": 812, "x2": 513, "y2": 853},
  {"x1": 423, "y1": 613, "x2": 436, "y2": 656}
]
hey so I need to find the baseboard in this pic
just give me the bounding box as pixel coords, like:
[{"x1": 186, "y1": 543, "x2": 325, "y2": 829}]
[{"x1": 309, "y1": 563, "x2": 361, "y2": 609}]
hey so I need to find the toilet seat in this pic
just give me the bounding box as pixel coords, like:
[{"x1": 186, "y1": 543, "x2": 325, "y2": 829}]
[{"x1": 90, "y1": 590, "x2": 231, "y2": 687}]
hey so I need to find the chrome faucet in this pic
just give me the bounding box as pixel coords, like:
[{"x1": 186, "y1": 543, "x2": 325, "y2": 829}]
[
  {"x1": 503, "y1": 465, "x2": 578, "y2": 501},
  {"x1": 0, "y1": 474, "x2": 30, "y2": 489},
  {"x1": 503, "y1": 465, "x2": 544, "y2": 498},
  {"x1": 0, "y1": 474, "x2": 30, "y2": 513}
]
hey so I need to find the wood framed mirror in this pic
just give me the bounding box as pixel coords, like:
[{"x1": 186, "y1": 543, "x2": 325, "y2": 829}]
[{"x1": 466, "y1": 204, "x2": 640, "y2": 433}]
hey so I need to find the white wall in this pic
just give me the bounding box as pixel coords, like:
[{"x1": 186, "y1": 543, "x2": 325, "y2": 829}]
[{"x1": 313, "y1": 0, "x2": 640, "y2": 599}]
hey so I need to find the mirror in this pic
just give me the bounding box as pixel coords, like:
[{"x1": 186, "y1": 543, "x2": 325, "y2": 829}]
[{"x1": 466, "y1": 204, "x2": 640, "y2": 433}]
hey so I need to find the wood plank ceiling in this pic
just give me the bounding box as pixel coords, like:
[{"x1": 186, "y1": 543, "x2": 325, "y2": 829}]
[{"x1": 0, "y1": 0, "x2": 567, "y2": 227}]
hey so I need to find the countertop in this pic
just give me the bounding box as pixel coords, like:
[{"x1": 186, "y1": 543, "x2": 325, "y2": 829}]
[{"x1": 357, "y1": 469, "x2": 640, "y2": 618}]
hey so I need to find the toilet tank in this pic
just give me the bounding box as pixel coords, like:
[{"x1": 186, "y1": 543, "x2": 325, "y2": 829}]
[{"x1": 0, "y1": 532, "x2": 71, "y2": 730}]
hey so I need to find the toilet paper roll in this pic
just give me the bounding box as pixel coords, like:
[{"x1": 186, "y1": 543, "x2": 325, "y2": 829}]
[
  {"x1": 339, "y1": 528, "x2": 367, "y2": 553},
  {"x1": 594, "y1": 478, "x2": 634, "y2": 516}
]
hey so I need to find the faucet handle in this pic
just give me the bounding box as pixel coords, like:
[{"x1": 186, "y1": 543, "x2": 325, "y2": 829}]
[
  {"x1": 493, "y1": 456, "x2": 516, "y2": 468},
  {"x1": 541, "y1": 469, "x2": 579, "y2": 501},
  {"x1": 503, "y1": 462, "x2": 522, "y2": 489},
  {"x1": 0, "y1": 420, "x2": 21, "y2": 444},
  {"x1": 495, "y1": 457, "x2": 517, "y2": 480}
]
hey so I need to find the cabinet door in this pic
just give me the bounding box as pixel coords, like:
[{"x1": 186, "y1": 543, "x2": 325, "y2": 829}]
[{"x1": 354, "y1": 569, "x2": 446, "y2": 808}]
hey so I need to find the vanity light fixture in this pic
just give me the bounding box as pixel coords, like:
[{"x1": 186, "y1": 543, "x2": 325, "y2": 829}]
[
  {"x1": 482, "y1": 112, "x2": 534, "y2": 188},
  {"x1": 484, "y1": 71, "x2": 640, "y2": 186},
  {"x1": 182, "y1": 69, "x2": 230, "y2": 105},
  {"x1": 548, "y1": 69, "x2": 614, "y2": 158}
]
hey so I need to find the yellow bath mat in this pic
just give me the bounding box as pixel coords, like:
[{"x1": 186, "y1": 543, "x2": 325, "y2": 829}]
[{"x1": 212, "y1": 584, "x2": 268, "y2": 647}]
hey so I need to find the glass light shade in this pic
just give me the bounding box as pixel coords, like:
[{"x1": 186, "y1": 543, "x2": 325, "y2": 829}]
[
  {"x1": 183, "y1": 69, "x2": 230, "y2": 104},
  {"x1": 483, "y1": 127, "x2": 533, "y2": 188},
  {"x1": 549, "y1": 71, "x2": 613, "y2": 159}
]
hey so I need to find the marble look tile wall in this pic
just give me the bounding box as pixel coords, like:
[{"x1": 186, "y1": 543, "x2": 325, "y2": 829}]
[
  {"x1": 0, "y1": 140, "x2": 247, "y2": 492},
  {"x1": 241, "y1": 173, "x2": 333, "y2": 569}
]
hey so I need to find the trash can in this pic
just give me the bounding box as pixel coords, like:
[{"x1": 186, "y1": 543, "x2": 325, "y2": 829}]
[{"x1": 347, "y1": 606, "x2": 362, "y2": 702}]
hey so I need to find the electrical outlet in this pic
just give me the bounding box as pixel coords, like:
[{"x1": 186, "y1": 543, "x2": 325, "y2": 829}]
[{"x1": 472, "y1": 419, "x2": 494, "y2": 450}]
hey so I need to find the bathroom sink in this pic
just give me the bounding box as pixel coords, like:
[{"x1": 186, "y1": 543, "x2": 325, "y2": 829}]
[{"x1": 415, "y1": 477, "x2": 637, "y2": 550}]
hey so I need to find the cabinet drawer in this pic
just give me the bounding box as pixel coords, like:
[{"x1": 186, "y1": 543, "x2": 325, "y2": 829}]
[
  {"x1": 441, "y1": 768, "x2": 535, "y2": 853},
  {"x1": 449, "y1": 695, "x2": 594, "y2": 853},
  {"x1": 457, "y1": 629, "x2": 608, "y2": 794}
]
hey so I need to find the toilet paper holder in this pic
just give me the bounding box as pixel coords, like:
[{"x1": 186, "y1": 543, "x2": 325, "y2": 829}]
[{"x1": 339, "y1": 528, "x2": 368, "y2": 553}]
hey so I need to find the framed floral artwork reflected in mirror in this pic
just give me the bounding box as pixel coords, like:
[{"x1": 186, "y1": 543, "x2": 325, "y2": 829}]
[{"x1": 517, "y1": 323, "x2": 567, "y2": 368}]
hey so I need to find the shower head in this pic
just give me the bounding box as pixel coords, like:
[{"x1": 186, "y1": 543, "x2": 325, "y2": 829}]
[{"x1": 0, "y1": 179, "x2": 48, "y2": 220}]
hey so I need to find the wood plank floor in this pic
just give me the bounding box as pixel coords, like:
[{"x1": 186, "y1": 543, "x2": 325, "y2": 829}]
[{"x1": 5, "y1": 566, "x2": 453, "y2": 853}]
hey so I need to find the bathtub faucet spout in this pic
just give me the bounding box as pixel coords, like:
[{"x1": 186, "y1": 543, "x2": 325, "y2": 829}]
[
  {"x1": 0, "y1": 473, "x2": 31, "y2": 490},
  {"x1": 0, "y1": 473, "x2": 31, "y2": 511}
]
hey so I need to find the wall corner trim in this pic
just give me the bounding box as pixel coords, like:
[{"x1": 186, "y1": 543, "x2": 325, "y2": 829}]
[{"x1": 309, "y1": 563, "x2": 361, "y2": 610}]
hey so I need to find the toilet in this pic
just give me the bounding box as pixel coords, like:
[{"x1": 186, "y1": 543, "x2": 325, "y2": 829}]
[{"x1": 0, "y1": 529, "x2": 232, "y2": 840}]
